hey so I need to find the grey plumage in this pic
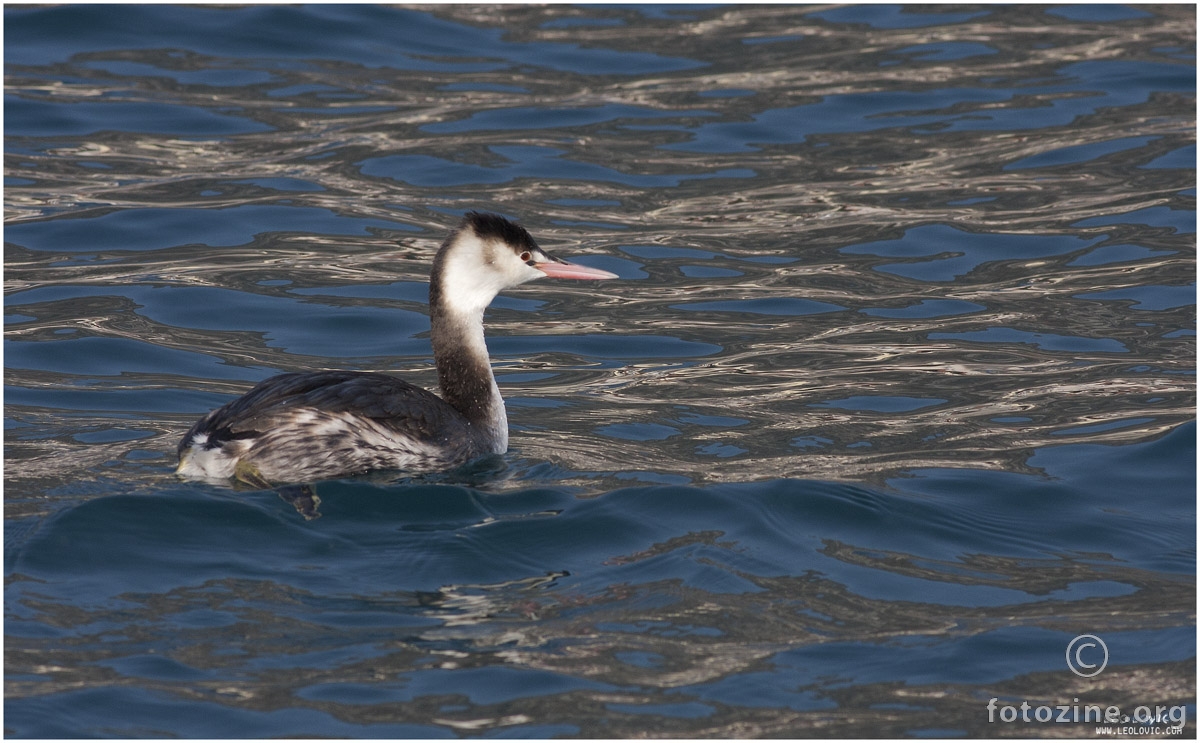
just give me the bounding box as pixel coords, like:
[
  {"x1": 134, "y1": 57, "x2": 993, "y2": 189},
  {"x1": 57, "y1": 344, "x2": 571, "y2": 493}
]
[{"x1": 179, "y1": 371, "x2": 486, "y2": 483}]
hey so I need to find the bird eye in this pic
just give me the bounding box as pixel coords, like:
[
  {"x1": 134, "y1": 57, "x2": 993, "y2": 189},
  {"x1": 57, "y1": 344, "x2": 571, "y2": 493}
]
[{"x1": 520, "y1": 251, "x2": 533, "y2": 263}]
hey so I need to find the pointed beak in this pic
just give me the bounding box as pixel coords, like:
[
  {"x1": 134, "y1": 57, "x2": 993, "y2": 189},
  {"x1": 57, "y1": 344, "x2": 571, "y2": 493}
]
[{"x1": 534, "y1": 258, "x2": 619, "y2": 280}]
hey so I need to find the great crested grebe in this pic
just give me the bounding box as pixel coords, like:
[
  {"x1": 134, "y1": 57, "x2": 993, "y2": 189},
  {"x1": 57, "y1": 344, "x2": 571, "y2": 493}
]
[{"x1": 177, "y1": 212, "x2": 618, "y2": 488}]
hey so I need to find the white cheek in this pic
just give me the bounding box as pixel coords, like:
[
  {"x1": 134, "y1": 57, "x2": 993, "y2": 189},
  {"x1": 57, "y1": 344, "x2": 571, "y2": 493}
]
[
  {"x1": 456, "y1": 277, "x2": 507, "y2": 313},
  {"x1": 521, "y1": 263, "x2": 546, "y2": 283}
]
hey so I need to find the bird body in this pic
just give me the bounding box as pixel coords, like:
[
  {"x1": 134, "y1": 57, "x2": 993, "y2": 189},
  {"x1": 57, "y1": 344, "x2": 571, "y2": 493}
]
[{"x1": 177, "y1": 212, "x2": 617, "y2": 487}]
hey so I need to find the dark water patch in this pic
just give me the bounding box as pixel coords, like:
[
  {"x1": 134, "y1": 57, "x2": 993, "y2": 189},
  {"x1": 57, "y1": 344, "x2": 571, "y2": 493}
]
[
  {"x1": 6, "y1": 205, "x2": 411, "y2": 253},
  {"x1": 669, "y1": 58, "x2": 1193, "y2": 153},
  {"x1": 79, "y1": 60, "x2": 277, "y2": 88},
  {"x1": 860, "y1": 299, "x2": 986, "y2": 318},
  {"x1": 1005, "y1": 136, "x2": 1159, "y2": 170},
  {"x1": 811, "y1": 5, "x2": 991, "y2": 29},
  {"x1": 423, "y1": 104, "x2": 715, "y2": 134},
  {"x1": 6, "y1": 5, "x2": 703, "y2": 74},
  {"x1": 1076, "y1": 283, "x2": 1196, "y2": 311},
  {"x1": 3, "y1": 686, "x2": 452, "y2": 739},
  {"x1": 489, "y1": 334, "x2": 721, "y2": 359},
  {"x1": 361, "y1": 147, "x2": 755, "y2": 188},
  {"x1": 4, "y1": 96, "x2": 273, "y2": 138},
  {"x1": 809, "y1": 396, "x2": 947, "y2": 413},
  {"x1": 888, "y1": 41, "x2": 998, "y2": 62},
  {"x1": 1144, "y1": 143, "x2": 1196, "y2": 169},
  {"x1": 673, "y1": 297, "x2": 846, "y2": 316},
  {"x1": 1068, "y1": 243, "x2": 1174, "y2": 266},
  {"x1": 5, "y1": 336, "x2": 254, "y2": 379},
  {"x1": 841, "y1": 225, "x2": 1101, "y2": 281},
  {"x1": 927, "y1": 328, "x2": 1129, "y2": 354},
  {"x1": 1046, "y1": 5, "x2": 1155, "y2": 22},
  {"x1": 1074, "y1": 205, "x2": 1196, "y2": 233}
]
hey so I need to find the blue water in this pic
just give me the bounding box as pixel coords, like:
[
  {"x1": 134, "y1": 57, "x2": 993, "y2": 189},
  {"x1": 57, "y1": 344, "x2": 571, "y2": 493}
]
[{"x1": 5, "y1": 4, "x2": 1195, "y2": 738}]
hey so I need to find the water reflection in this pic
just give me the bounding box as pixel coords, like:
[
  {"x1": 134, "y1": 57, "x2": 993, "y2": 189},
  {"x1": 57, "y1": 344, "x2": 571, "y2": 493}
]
[{"x1": 9, "y1": 515, "x2": 1191, "y2": 736}]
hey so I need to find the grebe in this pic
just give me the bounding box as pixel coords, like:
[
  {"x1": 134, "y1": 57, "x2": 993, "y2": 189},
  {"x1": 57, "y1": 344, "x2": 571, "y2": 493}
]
[{"x1": 177, "y1": 212, "x2": 618, "y2": 488}]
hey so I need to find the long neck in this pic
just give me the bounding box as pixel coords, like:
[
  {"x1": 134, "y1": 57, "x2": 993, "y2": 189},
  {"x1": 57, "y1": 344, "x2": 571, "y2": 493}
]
[{"x1": 429, "y1": 282, "x2": 508, "y2": 451}]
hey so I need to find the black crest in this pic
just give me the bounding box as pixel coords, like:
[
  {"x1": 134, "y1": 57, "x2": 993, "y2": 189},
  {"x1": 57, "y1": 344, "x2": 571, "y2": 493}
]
[{"x1": 462, "y1": 211, "x2": 540, "y2": 253}]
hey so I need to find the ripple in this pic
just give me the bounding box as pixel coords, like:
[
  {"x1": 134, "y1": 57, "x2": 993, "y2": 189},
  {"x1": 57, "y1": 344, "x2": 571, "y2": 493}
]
[
  {"x1": 841, "y1": 225, "x2": 1100, "y2": 281},
  {"x1": 361, "y1": 147, "x2": 755, "y2": 188},
  {"x1": 809, "y1": 396, "x2": 948, "y2": 412},
  {"x1": 860, "y1": 299, "x2": 985, "y2": 318},
  {"x1": 5, "y1": 97, "x2": 273, "y2": 138},
  {"x1": 673, "y1": 297, "x2": 846, "y2": 316},
  {"x1": 6, "y1": 205, "x2": 411, "y2": 253}
]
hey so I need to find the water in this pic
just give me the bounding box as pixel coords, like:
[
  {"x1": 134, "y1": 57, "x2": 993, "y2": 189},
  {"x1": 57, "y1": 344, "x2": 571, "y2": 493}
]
[{"x1": 4, "y1": 4, "x2": 1195, "y2": 738}]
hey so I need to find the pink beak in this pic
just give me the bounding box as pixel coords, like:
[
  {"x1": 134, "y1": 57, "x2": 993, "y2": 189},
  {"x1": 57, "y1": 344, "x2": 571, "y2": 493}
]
[{"x1": 535, "y1": 259, "x2": 619, "y2": 280}]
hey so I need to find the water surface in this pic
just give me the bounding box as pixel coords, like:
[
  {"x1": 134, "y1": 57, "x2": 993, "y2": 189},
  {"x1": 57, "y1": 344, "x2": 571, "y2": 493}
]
[{"x1": 5, "y1": 4, "x2": 1195, "y2": 738}]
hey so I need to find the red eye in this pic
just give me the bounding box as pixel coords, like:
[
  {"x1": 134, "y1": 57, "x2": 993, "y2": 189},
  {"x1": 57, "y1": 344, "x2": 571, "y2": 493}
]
[{"x1": 520, "y1": 251, "x2": 533, "y2": 263}]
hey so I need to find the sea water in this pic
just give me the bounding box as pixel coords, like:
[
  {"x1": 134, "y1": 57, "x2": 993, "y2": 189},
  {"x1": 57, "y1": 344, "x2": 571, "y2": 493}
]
[{"x1": 5, "y1": 4, "x2": 1195, "y2": 737}]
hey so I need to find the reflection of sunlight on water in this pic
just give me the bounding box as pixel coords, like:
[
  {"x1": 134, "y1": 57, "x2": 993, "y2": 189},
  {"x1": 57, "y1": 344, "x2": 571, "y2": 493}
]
[{"x1": 4, "y1": 3, "x2": 1194, "y2": 738}]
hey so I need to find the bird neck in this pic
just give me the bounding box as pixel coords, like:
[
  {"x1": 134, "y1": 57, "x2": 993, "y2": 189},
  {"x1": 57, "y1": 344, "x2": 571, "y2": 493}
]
[{"x1": 429, "y1": 298, "x2": 508, "y2": 450}]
